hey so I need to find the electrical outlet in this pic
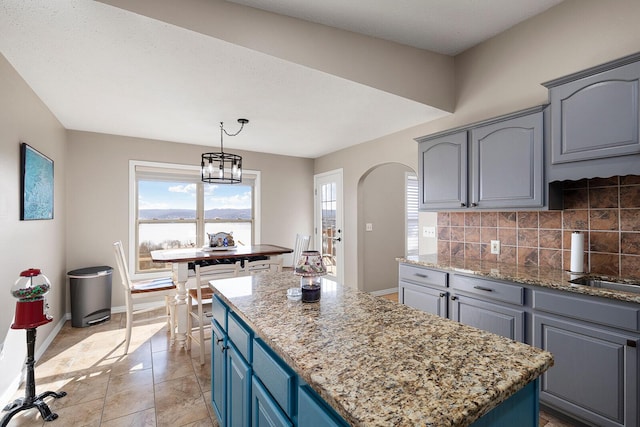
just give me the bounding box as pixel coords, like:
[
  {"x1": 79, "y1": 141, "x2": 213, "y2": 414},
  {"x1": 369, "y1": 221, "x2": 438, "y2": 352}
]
[
  {"x1": 423, "y1": 226, "x2": 436, "y2": 238},
  {"x1": 490, "y1": 240, "x2": 500, "y2": 255},
  {"x1": 365, "y1": 223, "x2": 373, "y2": 232}
]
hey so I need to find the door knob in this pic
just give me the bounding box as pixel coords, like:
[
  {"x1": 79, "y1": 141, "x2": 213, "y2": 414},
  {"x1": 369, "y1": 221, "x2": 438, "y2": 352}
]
[{"x1": 332, "y1": 237, "x2": 342, "y2": 242}]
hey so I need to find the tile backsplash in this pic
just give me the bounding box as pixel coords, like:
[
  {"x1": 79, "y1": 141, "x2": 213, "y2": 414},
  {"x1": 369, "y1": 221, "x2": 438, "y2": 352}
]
[{"x1": 436, "y1": 176, "x2": 640, "y2": 278}]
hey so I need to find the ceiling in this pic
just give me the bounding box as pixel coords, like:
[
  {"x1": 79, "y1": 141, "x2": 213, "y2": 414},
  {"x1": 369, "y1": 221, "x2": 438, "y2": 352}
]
[{"x1": 0, "y1": 0, "x2": 563, "y2": 158}]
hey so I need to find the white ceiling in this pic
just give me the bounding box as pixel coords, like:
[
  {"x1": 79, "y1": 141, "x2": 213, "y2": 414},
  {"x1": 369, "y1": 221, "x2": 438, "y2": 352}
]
[{"x1": 0, "y1": 0, "x2": 562, "y2": 158}]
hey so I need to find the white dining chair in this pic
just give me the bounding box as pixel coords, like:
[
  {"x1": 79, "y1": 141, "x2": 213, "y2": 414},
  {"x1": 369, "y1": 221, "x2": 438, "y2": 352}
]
[
  {"x1": 243, "y1": 258, "x2": 283, "y2": 275},
  {"x1": 112, "y1": 241, "x2": 176, "y2": 355},
  {"x1": 187, "y1": 262, "x2": 241, "y2": 365},
  {"x1": 291, "y1": 233, "x2": 311, "y2": 268}
]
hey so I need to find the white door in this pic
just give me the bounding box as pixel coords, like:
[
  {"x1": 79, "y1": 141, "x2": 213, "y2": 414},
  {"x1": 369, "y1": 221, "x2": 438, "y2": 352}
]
[{"x1": 314, "y1": 169, "x2": 343, "y2": 284}]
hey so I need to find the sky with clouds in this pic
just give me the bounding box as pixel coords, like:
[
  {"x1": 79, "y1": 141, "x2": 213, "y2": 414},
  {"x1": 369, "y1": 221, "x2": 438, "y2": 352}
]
[{"x1": 138, "y1": 181, "x2": 251, "y2": 210}]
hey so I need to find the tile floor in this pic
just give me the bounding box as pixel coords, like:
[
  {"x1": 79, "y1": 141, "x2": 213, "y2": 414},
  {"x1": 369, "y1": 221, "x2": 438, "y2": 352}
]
[
  {"x1": 2, "y1": 302, "x2": 578, "y2": 427},
  {"x1": 2, "y1": 309, "x2": 216, "y2": 427}
]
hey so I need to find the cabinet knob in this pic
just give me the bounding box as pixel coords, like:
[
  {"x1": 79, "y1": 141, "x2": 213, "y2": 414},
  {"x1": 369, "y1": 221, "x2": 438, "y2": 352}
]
[
  {"x1": 439, "y1": 293, "x2": 446, "y2": 298},
  {"x1": 471, "y1": 202, "x2": 478, "y2": 207},
  {"x1": 451, "y1": 296, "x2": 458, "y2": 301},
  {"x1": 460, "y1": 203, "x2": 466, "y2": 207},
  {"x1": 216, "y1": 338, "x2": 224, "y2": 344}
]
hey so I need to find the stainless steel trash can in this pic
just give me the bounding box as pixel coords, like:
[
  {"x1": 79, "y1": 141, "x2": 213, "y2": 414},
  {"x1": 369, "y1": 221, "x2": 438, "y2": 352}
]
[{"x1": 68, "y1": 266, "x2": 112, "y2": 327}]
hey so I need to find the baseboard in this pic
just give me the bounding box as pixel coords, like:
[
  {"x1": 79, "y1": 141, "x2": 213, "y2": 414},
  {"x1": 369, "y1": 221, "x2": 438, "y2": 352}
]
[{"x1": 1, "y1": 314, "x2": 68, "y2": 408}]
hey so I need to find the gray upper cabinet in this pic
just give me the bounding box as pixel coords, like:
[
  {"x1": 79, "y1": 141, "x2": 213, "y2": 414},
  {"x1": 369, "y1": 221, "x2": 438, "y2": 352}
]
[
  {"x1": 544, "y1": 53, "x2": 640, "y2": 181},
  {"x1": 470, "y1": 110, "x2": 544, "y2": 209},
  {"x1": 416, "y1": 106, "x2": 545, "y2": 211},
  {"x1": 417, "y1": 131, "x2": 467, "y2": 210}
]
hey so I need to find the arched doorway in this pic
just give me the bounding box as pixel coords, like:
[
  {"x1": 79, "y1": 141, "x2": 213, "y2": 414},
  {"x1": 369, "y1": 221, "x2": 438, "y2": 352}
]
[{"x1": 357, "y1": 162, "x2": 415, "y2": 293}]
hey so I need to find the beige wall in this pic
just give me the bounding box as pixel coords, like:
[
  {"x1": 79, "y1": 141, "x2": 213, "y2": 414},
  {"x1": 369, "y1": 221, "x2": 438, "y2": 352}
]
[
  {"x1": 0, "y1": 53, "x2": 67, "y2": 397},
  {"x1": 66, "y1": 130, "x2": 314, "y2": 309},
  {"x1": 315, "y1": 0, "x2": 640, "y2": 287}
]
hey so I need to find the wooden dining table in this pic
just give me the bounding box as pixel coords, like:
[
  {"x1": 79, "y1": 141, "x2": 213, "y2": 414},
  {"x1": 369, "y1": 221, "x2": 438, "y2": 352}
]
[{"x1": 150, "y1": 244, "x2": 293, "y2": 349}]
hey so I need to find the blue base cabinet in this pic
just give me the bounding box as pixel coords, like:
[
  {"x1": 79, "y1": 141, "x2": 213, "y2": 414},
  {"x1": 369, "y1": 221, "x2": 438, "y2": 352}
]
[
  {"x1": 211, "y1": 313, "x2": 226, "y2": 424},
  {"x1": 298, "y1": 384, "x2": 349, "y2": 427},
  {"x1": 252, "y1": 377, "x2": 292, "y2": 427},
  {"x1": 227, "y1": 344, "x2": 251, "y2": 427},
  {"x1": 211, "y1": 295, "x2": 348, "y2": 427},
  {"x1": 213, "y1": 295, "x2": 541, "y2": 427},
  {"x1": 469, "y1": 380, "x2": 539, "y2": 427}
]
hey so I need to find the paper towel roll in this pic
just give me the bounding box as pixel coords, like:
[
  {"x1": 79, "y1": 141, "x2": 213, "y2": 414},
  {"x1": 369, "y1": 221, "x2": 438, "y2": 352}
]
[{"x1": 570, "y1": 231, "x2": 584, "y2": 273}]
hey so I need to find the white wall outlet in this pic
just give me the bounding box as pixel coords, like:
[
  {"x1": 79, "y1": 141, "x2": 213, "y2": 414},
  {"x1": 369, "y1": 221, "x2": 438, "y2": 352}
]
[
  {"x1": 365, "y1": 223, "x2": 373, "y2": 232},
  {"x1": 423, "y1": 226, "x2": 436, "y2": 238},
  {"x1": 490, "y1": 240, "x2": 500, "y2": 255}
]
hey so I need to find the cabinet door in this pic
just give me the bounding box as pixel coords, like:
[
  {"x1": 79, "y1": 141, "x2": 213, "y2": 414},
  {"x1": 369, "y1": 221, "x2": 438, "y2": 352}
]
[
  {"x1": 211, "y1": 322, "x2": 226, "y2": 425},
  {"x1": 450, "y1": 294, "x2": 525, "y2": 342},
  {"x1": 400, "y1": 281, "x2": 447, "y2": 318},
  {"x1": 533, "y1": 314, "x2": 638, "y2": 427},
  {"x1": 227, "y1": 344, "x2": 252, "y2": 427},
  {"x1": 470, "y1": 111, "x2": 543, "y2": 208},
  {"x1": 549, "y1": 60, "x2": 640, "y2": 164},
  {"x1": 298, "y1": 385, "x2": 349, "y2": 427},
  {"x1": 252, "y1": 376, "x2": 292, "y2": 427},
  {"x1": 418, "y1": 131, "x2": 468, "y2": 210}
]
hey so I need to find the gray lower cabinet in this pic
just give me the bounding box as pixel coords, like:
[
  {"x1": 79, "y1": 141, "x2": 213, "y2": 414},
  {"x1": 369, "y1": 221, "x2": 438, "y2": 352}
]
[
  {"x1": 400, "y1": 281, "x2": 448, "y2": 317},
  {"x1": 533, "y1": 313, "x2": 638, "y2": 427},
  {"x1": 544, "y1": 53, "x2": 640, "y2": 181},
  {"x1": 449, "y1": 274, "x2": 526, "y2": 342},
  {"x1": 450, "y1": 294, "x2": 526, "y2": 342},
  {"x1": 398, "y1": 264, "x2": 448, "y2": 317},
  {"x1": 532, "y1": 288, "x2": 640, "y2": 427}
]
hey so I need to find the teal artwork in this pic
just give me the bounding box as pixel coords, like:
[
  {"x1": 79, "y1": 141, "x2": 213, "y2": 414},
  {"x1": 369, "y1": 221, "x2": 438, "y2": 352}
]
[{"x1": 20, "y1": 143, "x2": 54, "y2": 220}]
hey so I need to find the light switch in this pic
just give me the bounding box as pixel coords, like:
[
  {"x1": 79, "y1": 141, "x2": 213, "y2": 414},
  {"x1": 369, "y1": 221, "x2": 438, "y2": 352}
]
[
  {"x1": 491, "y1": 240, "x2": 500, "y2": 254},
  {"x1": 423, "y1": 226, "x2": 436, "y2": 238},
  {"x1": 365, "y1": 223, "x2": 373, "y2": 232}
]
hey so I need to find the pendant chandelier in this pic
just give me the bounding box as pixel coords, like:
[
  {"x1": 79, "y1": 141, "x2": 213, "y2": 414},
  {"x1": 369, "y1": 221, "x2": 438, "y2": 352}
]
[{"x1": 201, "y1": 118, "x2": 248, "y2": 184}]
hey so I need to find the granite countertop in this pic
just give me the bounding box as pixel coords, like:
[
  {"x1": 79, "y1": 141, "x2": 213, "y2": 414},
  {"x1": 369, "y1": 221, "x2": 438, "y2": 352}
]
[
  {"x1": 397, "y1": 254, "x2": 640, "y2": 304},
  {"x1": 210, "y1": 272, "x2": 553, "y2": 427}
]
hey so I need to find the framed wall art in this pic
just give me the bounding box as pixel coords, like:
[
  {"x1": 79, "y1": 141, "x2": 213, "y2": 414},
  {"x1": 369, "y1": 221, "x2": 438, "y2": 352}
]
[{"x1": 20, "y1": 142, "x2": 54, "y2": 220}]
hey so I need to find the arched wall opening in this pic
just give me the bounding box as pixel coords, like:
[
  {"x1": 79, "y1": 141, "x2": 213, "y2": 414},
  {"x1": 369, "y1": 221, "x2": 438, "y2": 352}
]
[{"x1": 357, "y1": 162, "x2": 415, "y2": 293}]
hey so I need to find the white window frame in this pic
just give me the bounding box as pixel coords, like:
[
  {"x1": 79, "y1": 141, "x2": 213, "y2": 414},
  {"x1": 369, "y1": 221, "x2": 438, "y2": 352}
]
[
  {"x1": 128, "y1": 160, "x2": 261, "y2": 279},
  {"x1": 406, "y1": 172, "x2": 419, "y2": 257}
]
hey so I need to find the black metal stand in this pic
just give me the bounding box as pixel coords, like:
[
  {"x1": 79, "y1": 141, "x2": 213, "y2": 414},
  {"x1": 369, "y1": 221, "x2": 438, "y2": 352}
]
[{"x1": 1, "y1": 328, "x2": 66, "y2": 427}]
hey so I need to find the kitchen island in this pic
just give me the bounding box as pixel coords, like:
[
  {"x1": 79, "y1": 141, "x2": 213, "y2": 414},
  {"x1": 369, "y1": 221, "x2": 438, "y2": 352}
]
[{"x1": 209, "y1": 272, "x2": 553, "y2": 426}]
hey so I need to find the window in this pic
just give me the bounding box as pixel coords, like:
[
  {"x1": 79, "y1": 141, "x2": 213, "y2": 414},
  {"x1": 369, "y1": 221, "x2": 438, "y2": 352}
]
[
  {"x1": 129, "y1": 161, "x2": 260, "y2": 276},
  {"x1": 406, "y1": 173, "x2": 419, "y2": 256}
]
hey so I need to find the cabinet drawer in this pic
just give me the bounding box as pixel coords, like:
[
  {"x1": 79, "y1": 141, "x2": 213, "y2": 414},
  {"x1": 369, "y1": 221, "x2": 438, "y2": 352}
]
[
  {"x1": 451, "y1": 275, "x2": 524, "y2": 306},
  {"x1": 228, "y1": 313, "x2": 252, "y2": 362},
  {"x1": 253, "y1": 339, "x2": 295, "y2": 417},
  {"x1": 533, "y1": 289, "x2": 640, "y2": 332},
  {"x1": 212, "y1": 295, "x2": 227, "y2": 332},
  {"x1": 399, "y1": 264, "x2": 447, "y2": 288}
]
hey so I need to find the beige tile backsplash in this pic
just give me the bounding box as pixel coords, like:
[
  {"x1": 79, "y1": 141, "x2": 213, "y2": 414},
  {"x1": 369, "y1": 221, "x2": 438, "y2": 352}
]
[{"x1": 437, "y1": 176, "x2": 640, "y2": 278}]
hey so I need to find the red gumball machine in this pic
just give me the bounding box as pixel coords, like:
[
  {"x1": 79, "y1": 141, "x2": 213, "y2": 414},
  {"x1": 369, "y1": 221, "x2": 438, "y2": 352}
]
[
  {"x1": 11, "y1": 268, "x2": 52, "y2": 329},
  {"x1": 1, "y1": 269, "x2": 66, "y2": 427}
]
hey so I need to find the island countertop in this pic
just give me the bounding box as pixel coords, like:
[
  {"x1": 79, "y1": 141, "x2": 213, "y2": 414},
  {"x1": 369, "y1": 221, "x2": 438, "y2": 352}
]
[{"x1": 209, "y1": 272, "x2": 553, "y2": 427}]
